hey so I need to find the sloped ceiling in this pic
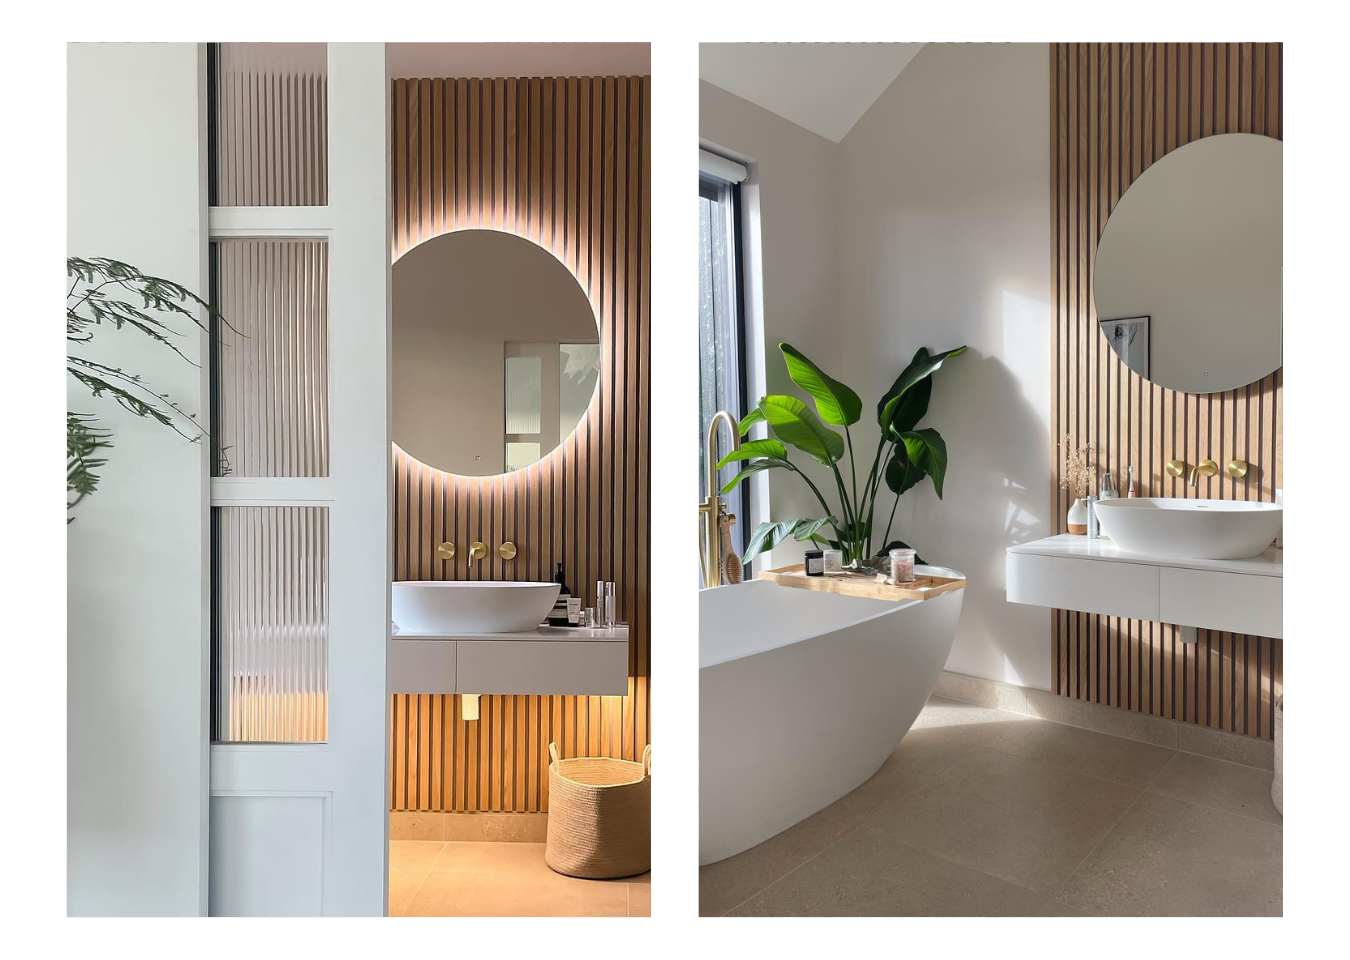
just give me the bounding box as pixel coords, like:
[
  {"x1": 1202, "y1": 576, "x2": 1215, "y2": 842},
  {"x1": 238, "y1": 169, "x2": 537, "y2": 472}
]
[{"x1": 699, "y1": 42, "x2": 924, "y2": 142}]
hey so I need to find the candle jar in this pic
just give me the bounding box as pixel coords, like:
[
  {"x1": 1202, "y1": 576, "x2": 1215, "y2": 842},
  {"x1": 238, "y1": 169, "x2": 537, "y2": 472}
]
[{"x1": 889, "y1": 547, "x2": 917, "y2": 583}]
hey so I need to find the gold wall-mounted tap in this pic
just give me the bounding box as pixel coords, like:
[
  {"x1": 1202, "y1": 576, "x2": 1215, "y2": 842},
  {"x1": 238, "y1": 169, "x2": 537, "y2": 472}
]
[
  {"x1": 1188, "y1": 459, "x2": 1218, "y2": 486},
  {"x1": 468, "y1": 541, "x2": 487, "y2": 564},
  {"x1": 436, "y1": 541, "x2": 456, "y2": 561},
  {"x1": 1227, "y1": 459, "x2": 1249, "y2": 479},
  {"x1": 700, "y1": 410, "x2": 740, "y2": 587},
  {"x1": 1166, "y1": 459, "x2": 1186, "y2": 479},
  {"x1": 498, "y1": 541, "x2": 517, "y2": 561}
]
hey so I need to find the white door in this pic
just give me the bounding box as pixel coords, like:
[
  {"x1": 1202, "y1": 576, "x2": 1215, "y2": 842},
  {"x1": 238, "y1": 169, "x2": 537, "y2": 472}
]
[{"x1": 206, "y1": 43, "x2": 391, "y2": 917}]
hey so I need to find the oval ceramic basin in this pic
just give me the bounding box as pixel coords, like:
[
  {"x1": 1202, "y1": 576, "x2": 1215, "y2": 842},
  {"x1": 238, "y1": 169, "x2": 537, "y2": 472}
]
[
  {"x1": 1093, "y1": 498, "x2": 1281, "y2": 560},
  {"x1": 392, "y1": 581, "x2": 561, "y2": 635}
]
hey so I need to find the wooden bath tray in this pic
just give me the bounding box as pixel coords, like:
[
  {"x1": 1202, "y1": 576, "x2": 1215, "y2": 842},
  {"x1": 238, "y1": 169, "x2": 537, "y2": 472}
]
[{"x1": 758, "y1": 564, "x2": 967, "y2": 602}]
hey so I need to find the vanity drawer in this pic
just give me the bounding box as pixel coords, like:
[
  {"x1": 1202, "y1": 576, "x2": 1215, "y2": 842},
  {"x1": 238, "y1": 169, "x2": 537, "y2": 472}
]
[
  {"x1": 1007, "y1": 552, "x2": 1160, "y2": 621},
  {"x1": 388, "y1": 639, "x2": 457, "y2": 694},
  {"x1": 1159, "y1": 568, "x2": 1283, "y2": 639},
  {"x1": 457, "y1": 640, "x2": 629, "y2": 696}
]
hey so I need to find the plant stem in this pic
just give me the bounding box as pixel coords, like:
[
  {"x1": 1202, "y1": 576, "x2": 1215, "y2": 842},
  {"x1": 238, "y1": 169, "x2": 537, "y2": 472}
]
[{"x1": 881, "y1": 483, "x2": 902, "y2": 548}]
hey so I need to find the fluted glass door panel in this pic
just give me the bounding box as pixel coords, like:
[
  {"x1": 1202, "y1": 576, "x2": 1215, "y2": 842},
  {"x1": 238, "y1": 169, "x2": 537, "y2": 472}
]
[
  {"x1": 211, "y1": 238, "x2": 329, "y2": 477},
  {"x1": 213, "y1": 506, "x2": 328, "y2": 743},
  {"x1": 211, "y1": 42, "x2": 328, "y2": 206}
]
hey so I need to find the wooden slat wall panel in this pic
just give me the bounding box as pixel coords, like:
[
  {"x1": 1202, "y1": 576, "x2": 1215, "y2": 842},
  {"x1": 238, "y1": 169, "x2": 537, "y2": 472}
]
[
  {"x1": 1051, "y1": 43, "x2": 1282, "y2": 739},
  {"x1": 389, "y1": 77, "x2": 650, "y2": 811}
]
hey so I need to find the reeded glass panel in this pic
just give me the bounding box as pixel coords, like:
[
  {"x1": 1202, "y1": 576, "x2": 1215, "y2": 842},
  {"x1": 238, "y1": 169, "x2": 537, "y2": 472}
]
[
  {"x1": 213, "y1": 506, "x2": 328, "y2": 743},
  {"x1": 211, "y1": 42, "x2": 328, "y2": 206},
  {"x1": 212, "y1": 238, "x2": 329, "y2": 477},
  {"x1": 504, "y1": 355, "x2": 542, "y2": 435}
]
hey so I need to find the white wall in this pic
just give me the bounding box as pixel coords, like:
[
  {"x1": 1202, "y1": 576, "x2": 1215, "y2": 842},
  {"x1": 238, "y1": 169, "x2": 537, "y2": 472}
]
[
  {"x1": 838, "y1": 44, "x2": 1052, "y2": 689},
  {"x1": 67, "y1": 43, "x2": 209, "y2": 915},
  {"x1": 698, "y1": 80, "x2": 842, "y2": 569}
]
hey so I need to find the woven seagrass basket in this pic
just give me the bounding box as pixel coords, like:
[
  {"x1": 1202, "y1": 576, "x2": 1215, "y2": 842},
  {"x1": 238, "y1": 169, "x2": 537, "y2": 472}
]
[{"x1": 544, "y1": 741, "x2": 651, "y2": 879}]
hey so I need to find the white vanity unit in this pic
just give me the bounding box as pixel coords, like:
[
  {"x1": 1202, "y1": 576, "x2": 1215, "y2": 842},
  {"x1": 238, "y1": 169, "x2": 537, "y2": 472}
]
[
  {"x1": 1007, "y1": 535, "x2": 1282, "y2": 638},
  {"x1": 388, "y1": 625, "x2": 630, "y2": 695}
]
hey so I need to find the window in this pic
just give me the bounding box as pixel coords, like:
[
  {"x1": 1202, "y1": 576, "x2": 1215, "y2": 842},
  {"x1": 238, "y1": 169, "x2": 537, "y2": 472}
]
[{"x1": 698, "y1": 159, "x2": 749, "y2": 579}]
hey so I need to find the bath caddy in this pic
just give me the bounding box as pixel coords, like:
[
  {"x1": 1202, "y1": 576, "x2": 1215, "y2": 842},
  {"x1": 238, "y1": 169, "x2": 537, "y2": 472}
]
[{"x1": 757, "y1": 564, "x2": 966, "y2": 602}]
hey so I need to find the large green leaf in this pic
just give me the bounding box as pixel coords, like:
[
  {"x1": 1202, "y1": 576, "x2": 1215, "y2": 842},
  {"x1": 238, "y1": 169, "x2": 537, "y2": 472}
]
[
  {"x1": 884, "y1": 448, "x2": 926, "y2": 497},
  {"x1": 793, "y1": 516, "x2": 837, "y2": 541},
  {"x1": 779, "y1": 343, "x2": 862, "y2": 426},
  {"x1": 877, "y1": 345, "x2": 967, "y2": 437},
  {"x1": 759, "y1": 395, "x2": 845, "y2": 465},
  {"x1": 716, "y1": 438, "x2": 787, "y2": 469},
  {"x1": 738, "y1": 407, "x2": 766, "y2": 436},
  {"x1": 743, "y1": 519, "x2": 800, "y2": 563},
  {"x1": 898, "y1": 428, "x2": 949, "y2": 499},
  {"x1": 719, "y1": 458, "x2": 789, "y2": 495}
]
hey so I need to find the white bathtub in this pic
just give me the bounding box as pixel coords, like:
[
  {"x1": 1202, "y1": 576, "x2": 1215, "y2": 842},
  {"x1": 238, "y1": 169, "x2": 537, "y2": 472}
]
[{"x1": 699, "y1": 567, "x2": 965, "y2": 865}]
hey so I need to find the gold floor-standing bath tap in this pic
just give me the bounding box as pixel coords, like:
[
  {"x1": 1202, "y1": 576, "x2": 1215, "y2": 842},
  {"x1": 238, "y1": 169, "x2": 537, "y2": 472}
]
[{"x1": 700, "y1": 410, "x2": 740, "y2": 587}]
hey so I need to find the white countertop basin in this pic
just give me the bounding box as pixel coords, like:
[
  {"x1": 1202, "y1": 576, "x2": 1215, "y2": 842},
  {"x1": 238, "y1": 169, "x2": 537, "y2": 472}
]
[
  {"x1": 391, "y1": 580, "x2": 561, "y2": 635},
  {"x1": 1092, "y1": 497, "x2": 1281, "y2": 561}
]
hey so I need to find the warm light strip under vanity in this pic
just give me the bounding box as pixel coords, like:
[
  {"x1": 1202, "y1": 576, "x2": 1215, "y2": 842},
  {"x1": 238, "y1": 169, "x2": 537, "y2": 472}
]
[{"x1": 1007, "y1": 535, "x2": 1282, "y2": 639}]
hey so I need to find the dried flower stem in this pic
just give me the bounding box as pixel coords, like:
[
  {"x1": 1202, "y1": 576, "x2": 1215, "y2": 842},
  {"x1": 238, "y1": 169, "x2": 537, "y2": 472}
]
[{"x1": 1058, "y1": 435, "x2": 1095, "y2": 500}]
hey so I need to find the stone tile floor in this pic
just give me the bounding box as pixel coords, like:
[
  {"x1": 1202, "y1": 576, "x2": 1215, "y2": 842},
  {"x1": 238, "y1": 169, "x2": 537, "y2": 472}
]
[
  {"x1": 700, "y1": 696, "x2": 1281, "y2": 917},
  {"x1": 390, "y1": 840, "x2": 650, "y2": 917}
]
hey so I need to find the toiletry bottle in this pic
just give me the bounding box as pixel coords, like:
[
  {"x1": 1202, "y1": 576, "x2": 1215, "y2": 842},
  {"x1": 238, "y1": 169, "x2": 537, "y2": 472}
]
[
  {"x1": 1099, "y1": 472, "x2": 1117, "y2": 500},
  {"x1": 604, "y1": 581, "x2": 617, "y2": 627},
  {"x1": 1086, "y1": 494, "x2": 1099, "y2": 539},
  {"x1": 548, "y1": 562, "x2": 572, "y2": 627}
]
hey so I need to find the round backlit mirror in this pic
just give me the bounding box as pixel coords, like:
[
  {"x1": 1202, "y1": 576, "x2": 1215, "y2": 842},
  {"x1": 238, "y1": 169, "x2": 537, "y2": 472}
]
[
  {"x1": 393, "y1": 230, "x2": 600, "y2": 476},
  {"x1": 1094, "y1": 133, "x2": 1282, "y2": 395}
]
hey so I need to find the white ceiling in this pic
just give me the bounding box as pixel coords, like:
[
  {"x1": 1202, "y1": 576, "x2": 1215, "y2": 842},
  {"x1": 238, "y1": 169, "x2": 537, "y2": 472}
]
[
  {"x1": 388, "y1": 43, "x2": 650, "y2": 79},
  {"x1": 699, "y1": 42, "x2": 924, "y2": 143}
]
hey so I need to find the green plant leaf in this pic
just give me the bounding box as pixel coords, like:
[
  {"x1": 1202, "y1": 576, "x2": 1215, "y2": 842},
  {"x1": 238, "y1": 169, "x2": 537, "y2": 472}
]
[
  {"x1": 877, "y1": 345, "x2": 966, "y2": 437},
  {"x1": 779, "y1": 343, "x2": 862, "y2": 426},
  {"x1": 743, "y1": 519, "x2": 801, "y2": 563},
  {"x1": 880, "y1": 540, "x2": 927, "y2": 566},
  {"x1": 884, "y1": 448, "x2": 927, "y2": 497},
  {"x1": 719, "y1": 458, "x2": 789, "y2": 495},
  {"x1": 716, "y1": 438, "x2": 787, "y2": 469},
  {"x1": 758, "y1": 395, "x2": 845, "y2": 465},
  {"x1": 793, "y1": 517, "x2": 836, "y2": 541},
  {"x1": 898, "y1": 428, "x2": 949, "y2": 499},
  {"x1": 738, "y1": 407, "x2": 766, "y2": 435}
]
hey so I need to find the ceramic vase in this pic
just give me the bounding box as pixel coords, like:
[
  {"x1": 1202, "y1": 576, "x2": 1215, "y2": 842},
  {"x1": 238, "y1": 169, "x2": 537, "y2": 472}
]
[{"x1": 1067, "y1": 497, "x2": 1089, "y2": 535}]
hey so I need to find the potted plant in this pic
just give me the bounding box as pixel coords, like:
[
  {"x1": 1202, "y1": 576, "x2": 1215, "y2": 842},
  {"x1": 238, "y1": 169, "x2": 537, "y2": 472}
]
[
  {"x1": 718, "y1": 342, "x2": 966, "y2": 569},
  {"x1": 1059, "y1": 435, "x2": 1095, "y2": 535}
]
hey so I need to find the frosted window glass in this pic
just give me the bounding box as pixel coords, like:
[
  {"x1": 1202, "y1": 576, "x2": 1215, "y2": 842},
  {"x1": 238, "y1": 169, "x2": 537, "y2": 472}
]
[
  {"x1": 504, "y1": 355, "x2": 542, "y2": 435},
  {"x1": 213, "y1": 506, "x2": 328, "y2": 743},
  {"x1": 559, "y1": 342, "x2": 599, "y2": 442},
  {"x1": 505, "y1": 442, "x2": 541, "y2": 473}
]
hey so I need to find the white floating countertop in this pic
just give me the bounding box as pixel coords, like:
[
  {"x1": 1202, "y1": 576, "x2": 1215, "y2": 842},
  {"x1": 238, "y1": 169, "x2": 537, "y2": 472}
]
[
  {"x1": 391, "y1": 624, "x2": 629, "y2": 643},
  {"x1": 1007, "y1": 535, "x2": 1282, "y2": 578}
]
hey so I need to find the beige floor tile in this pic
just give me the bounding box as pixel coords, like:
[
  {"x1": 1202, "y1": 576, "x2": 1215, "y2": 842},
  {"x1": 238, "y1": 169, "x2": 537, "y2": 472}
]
[
  {"x1": 387, "y1": 868, "x2": 429, "y2": 918},
  {"x1": 819, "y1": 730, "x2": 973, "y2": 826},
  {"x1": 430, "y1": 840, "x2": 552, "y2": 874},
  {"x1": 1147, "y1": 752, "x2": 1282, "y2": 825},
  {"x1": 628, "y1": 883, "x2": 650, "y2": 917},
  {"x1": 388, "y1": 840, "x2": 445, "y2": 873},
  {"x1": 699, "y1": 812, "x2": 852, "y2": 917},
  {"x1": 403, "y1": 868, "x2": 629, "y2": 917},
  {"x1": 986, "y1": 717, "x2": 1176, "y2": 788},
  {"x1": 1053, "y1": 793, "x2": 1282, "y2": 916},
  {"x1": 863, "y1": 747, "x2": 1138, "y2": 893},
  {"x1": 728, "y1": 831, "x2": 1054, "y2": 917},
  {"x1": 910, "y1": 695, "x2": 1025, "y2": 746}
]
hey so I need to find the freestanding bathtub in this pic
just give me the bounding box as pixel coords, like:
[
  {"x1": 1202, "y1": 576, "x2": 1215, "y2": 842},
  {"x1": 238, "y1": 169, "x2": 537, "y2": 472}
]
[{"x1": 699, "y1": 566, "x2": 965, "y2": 865}]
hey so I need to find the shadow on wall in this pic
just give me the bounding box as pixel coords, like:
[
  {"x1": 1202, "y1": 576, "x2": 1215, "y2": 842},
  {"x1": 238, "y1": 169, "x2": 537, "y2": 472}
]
[{"x1": 899, "y1": 348, "x2": 1050, "y2": 688}]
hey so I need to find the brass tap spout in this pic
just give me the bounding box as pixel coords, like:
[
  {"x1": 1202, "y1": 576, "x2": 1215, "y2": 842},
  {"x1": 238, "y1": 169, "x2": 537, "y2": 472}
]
[
  {"x1": 701, "y1": 411, "x2": 741, "y2": 587},
  {"x1": 1188, "y1": 459, "x2": 1218, "y2": 486}
]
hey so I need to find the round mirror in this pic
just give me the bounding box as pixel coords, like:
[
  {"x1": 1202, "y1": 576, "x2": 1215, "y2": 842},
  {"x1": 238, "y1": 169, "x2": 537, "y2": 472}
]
[
  {"x1": 392, "y1": 230, "x2": 600, "y2": 476},
  {"x1": 1094, "y1": 133, "x2": 1282, "y2": 395}
]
